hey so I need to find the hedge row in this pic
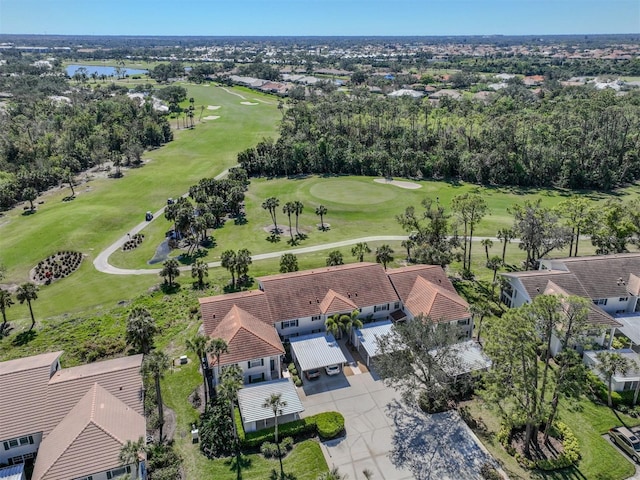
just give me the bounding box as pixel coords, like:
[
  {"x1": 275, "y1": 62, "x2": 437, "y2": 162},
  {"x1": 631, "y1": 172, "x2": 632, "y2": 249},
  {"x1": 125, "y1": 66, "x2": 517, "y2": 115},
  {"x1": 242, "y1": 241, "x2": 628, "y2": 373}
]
[{"x1": 242, "y1": 411, "x2": 344, "y2": 448}]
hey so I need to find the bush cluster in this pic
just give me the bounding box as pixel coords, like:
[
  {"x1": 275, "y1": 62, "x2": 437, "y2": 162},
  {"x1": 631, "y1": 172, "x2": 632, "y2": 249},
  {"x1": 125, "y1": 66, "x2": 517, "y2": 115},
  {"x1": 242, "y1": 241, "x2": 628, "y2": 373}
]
[
  {"x1": 260, "y1": 437, "x2": 294, "y2": 458},
  {"x1": 588, "y1": 371, "x2": 640, "y2": 408},
  {"x1": 503, "y1": 422, "x2": 580, "y2": 471},
  {"x1": 242, "y1": 411, "x2": 345, "y2": 448}
]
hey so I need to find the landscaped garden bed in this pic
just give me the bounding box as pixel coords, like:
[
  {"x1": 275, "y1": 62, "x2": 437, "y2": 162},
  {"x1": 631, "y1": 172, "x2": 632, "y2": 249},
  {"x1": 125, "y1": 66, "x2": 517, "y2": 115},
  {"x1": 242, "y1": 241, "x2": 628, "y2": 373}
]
[{"x1": 32, "y1": 251, "x2": 83, "y2": 284}]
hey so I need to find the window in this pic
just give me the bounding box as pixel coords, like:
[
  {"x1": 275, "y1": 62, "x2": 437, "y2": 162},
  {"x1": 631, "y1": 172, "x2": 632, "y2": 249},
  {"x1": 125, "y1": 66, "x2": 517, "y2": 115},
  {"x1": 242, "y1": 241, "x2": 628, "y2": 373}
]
[
  {"x1": 620, "y1": 297, "x2": 629, "y2": 302},
  {"x1": 74, "y1": 476, "x2": 94, "y2": 480},
  {"x1": 248, "y1": 359, "x2": 264, "y2": 368},
  {"x1": 281, "y1": 319, "x2": 299, "y2": 329},
  {"x1": 394, "y1": 302, "x2": 400, "y2": 310},
  {"x1": 593, "y1": 298, "x2": 608, "y2": 306},
  {"x1": 249, "y1": 373, "x2": 265, "y2": 383},
  {"x1": 374, "y1": 304, "x2": 389, "y2": 313},
  {"x1": 3, "y1": 436, "x2": 33, "y2": 450},
  {"x1": 107, "y1": 466, "x2": 131, "y2": 479},
  {"x1": 312, "y1": 315, "x2": 322, "y2": 321},
  {"x1": 457, "y1": 319, "x2": 469, "y2": 326}
]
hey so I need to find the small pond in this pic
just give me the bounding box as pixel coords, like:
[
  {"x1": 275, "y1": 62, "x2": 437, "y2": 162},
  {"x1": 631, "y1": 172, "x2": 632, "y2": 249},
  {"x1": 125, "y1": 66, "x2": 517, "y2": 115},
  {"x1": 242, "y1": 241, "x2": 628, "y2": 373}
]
[{"x1": 66, "y1": 64, "x2": 148, "y2": 77}]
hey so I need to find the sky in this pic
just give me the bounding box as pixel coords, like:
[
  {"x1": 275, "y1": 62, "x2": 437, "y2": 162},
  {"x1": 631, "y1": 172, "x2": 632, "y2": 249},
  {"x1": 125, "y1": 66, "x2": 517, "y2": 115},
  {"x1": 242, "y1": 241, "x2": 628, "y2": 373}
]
[{"x1": 0, "y1": 0, "x2": 638, "y2": 37}]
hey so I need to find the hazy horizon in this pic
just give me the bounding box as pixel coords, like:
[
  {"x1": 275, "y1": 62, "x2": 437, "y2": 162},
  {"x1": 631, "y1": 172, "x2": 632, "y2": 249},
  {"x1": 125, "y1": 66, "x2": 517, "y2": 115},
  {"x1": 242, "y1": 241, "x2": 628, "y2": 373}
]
[{"x1": 0, "y1": 0, "x2": 637, "y2": 37}]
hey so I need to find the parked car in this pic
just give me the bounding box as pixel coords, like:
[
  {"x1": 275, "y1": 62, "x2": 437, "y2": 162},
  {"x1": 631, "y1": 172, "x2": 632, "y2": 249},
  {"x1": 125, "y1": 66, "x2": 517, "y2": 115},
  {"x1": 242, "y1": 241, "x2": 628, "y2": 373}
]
[
  {"x1": 325, "y1": 364, "x2": 341, "y2": 376},
  {"x1": 167, "y1": 198, "x2": 175, "y2": 205},
  {"x1": 610, "y1": 427, "x2": 640, "y2": 462},
  {"x1": 145, "y1": 211, "x2": 153, "y2": 221},
  {"x1": 305, "y1": 369, "x2": 321, "y2": 380}
]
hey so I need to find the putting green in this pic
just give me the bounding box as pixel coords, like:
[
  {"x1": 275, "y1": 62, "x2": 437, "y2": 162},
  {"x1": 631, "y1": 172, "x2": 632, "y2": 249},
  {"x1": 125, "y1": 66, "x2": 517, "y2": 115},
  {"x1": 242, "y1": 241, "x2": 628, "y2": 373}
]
[{"x1": 309, "y1": 179, "x2": 397, "y2": 204}]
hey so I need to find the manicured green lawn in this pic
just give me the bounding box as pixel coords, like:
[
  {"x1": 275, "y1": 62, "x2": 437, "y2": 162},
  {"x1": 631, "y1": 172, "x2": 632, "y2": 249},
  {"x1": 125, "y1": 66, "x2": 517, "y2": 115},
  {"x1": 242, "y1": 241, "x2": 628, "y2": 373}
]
[{"x1": 464, "y1": 396, "x2": 640, "y2": 480}]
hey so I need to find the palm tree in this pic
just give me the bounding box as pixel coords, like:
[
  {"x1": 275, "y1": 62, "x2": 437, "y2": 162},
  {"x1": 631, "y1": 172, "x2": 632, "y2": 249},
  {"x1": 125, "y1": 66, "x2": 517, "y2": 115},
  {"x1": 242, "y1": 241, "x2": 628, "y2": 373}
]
[
  {"x1": 16, "y1": 282, "x2": 38, "y2": 330},
  {"x1": 338, "y1": 309, "x2": 363, "y2": 344},
  {"x1": 0, "y1": 288, "x2": 14, "y2": 337},
  {"x1": 497, "y1": 228, "x2": 515, "y2": 263},
  {"x1": 219, "y1": 365, "x2": 243, "y2": 446},
  {"x1": 235, "y1": 248, "x2": 252, "y2": 287},
  {"x1": 469, "y1": 302, "x2": 490, "y2": 342},
  {"x1": 159, "y1": 258, "x2": 180, "y2": 287},
  {"x1": 315, "y1": 205, "x2": 328, "y2": 231},
  {"x1": 126, "y1": 307, "x2": 157, "y2": 354},
  {"x1": 118, "y1": 436, "x2": 146, "y2": 477},
  {"x1": 325, "y1": 314, "x2": 342, "y2": 338},
  {"x1": 262, "y1": 197, "x2": 280, "y2": 234},
  {"x1": 375, "y1": 244, "x2": 394, "y2": 270},
  {"x1": 142, "y1": 351, "x2": 170, "y2": 441},
  {"x1": 401, "y1": 239, "x2": 414, "y2": 262},
  {"x1": 283, "y1": 202, "x2": 296, "y2": 243},
  {"x1": 481, "y1": 238, "x2": 493, "y2": 262},
  {"x1": 326, "y1": 251, "x2": 344, "y2": 266},
  {"x1": 293, "y1": 201, "x2": 304, "y2": 236},
  {"x1": 317, "y1": 466, "x2": 346, "y2": 480},
  {"x1": 486, "y1": 256, "x2": 503, "y2": 296},
  {"x1": 186, "y1": 334, "x2": 211, "y2": 405},
  {"x1": 596, "y1": 351, "x2": 635, "y2": 407},
  {"x1": 191, "y1": 259, "x2": 209, "y2": 289},
  {"x1": 351, "y1": 242, "x2": 371, "y2": 262},
  {"x1": 263, "y1": 393, "x2": 288, "y2": 479},
  {"x1": 220, "y1": 250, "x2": 237, "y2": 288},
  {"x1": 208, "y1": 337, "x2": 229, "y2": 396}
]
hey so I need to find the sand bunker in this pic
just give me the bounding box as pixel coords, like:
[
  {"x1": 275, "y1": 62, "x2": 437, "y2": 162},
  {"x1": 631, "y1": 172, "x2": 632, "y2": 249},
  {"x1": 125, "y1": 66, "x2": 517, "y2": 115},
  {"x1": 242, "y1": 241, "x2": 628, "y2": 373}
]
[
  {"x1": 202, "y1": 115, "x2": 220, "y2": 120},
  {"x1": 241, "y1": 101, "x2": 259, "y2": 106},
  {"x1": 374, "y1": 178, "x2": 422, "y2": 190},
  {"x1": 207, "y1": 105, "x2": 221, "y2": 110}
]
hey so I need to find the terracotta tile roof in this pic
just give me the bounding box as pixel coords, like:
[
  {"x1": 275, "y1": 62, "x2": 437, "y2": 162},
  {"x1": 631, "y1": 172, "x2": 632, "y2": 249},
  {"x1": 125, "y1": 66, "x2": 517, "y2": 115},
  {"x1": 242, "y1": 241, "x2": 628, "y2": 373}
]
[
  {"x1": 258, "y1": 263, "x2": 399, "y2": 321},
  {"x1": 43, "y1": 355, "x2": 144, "y2": 436},
  {"x1": 387, "y1": 264, "x2": 458, "y2": 299},
  {"x1": 32, "y1": 383, "x2": 145, "y2": 480},
  {"x1": 210, "y1": 306, "x2": 284, "y2": 366},
  {"x1": 319, "y1": 289, "x2": 358, "y2": 314},
  {"x1": 200, "y1": 290, "x2": 271, "y2": 335},
  {"x1": 0, "y1": 351, "x2": 62, "y2": 440},
  {"x1": 405, "y1": 276, "x2": 469, "y2": 322}
]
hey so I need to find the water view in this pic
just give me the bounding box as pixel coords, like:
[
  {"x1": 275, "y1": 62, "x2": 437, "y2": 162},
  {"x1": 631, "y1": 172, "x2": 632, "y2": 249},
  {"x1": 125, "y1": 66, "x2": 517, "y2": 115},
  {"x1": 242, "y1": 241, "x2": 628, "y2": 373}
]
[{"x1": 66, "y1": 64, "x2": 148, "y2": 77}]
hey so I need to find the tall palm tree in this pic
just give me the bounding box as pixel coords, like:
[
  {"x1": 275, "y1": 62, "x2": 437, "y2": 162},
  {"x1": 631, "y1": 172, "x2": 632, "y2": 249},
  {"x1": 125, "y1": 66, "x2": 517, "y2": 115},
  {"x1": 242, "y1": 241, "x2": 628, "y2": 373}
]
[
  {"x1": 220, "y1": 250, "x2": 237, "y2": 288},
  {"x1": 159, "y1": 258, "x2": 180, "y2": 287},
  {"x1": 219, "y1": 365, "x2": 243, "y2": 446},
  {"x1": 126, "y1": 307, "x2": 157, "y2": 354},
  {"x1": 315, "y1": 205, "x2": 328, "y2": 231},
  {"x1": 262, "y1": 197, "x2": 280, "y2": 234},
  {"x1": 469, "y1": 302, "x2": 489, "y2": 343},
  {"x1": 208, "y1": 338, "x2": 229, "y2": 396},
  {"x1": 351, "y1": 242, "x2": 371, "y2": 262},
  {"x1": 235, "y1": 248, "x2": 253, "y2": 287},
  {"x1": 118, "y1": 436, "x2": 146, "y2": 477},
  {"x1": 293, "y1": 201, "x2": 304, "y2": 236},
  {"x1": 486, "y1": 255, "x2": 503, "y2": 297},
  {"x1": 481, "y1": 238, "x2": 493, "y2": 261},
  {"x1": 283, "y1": 202, "x2": 296, "y2": 243},
  {"x1": 263, "y1": 393, "x2": 288, "y2": 479},
  {"x1": 375, "y1": 244, "x2": 394, "y2": 270},
  {"x1": 186, "y1": 334, "x2": 211, "y2": 405},
  {"x1": 497, "y1": 228, "x2": 515, "y2": 263},
  {"x1": 596, "y1": 351, "x2": 635, "y2": 407},
  {"x1": 191, "y1": 259, "x2": 209, "y2": 289},
  {"x1": 0, "y1": 288, "x2": 14, "y2": 337},
  {"x1": 142, "y1": 351, "x2": 170, "y2": 442},
  {"x1": 16, "y1": 282, "x2": 38, "y2": 330},
  {"x1": 401, "y1": 239, "x2": 414, "y2": 262}
]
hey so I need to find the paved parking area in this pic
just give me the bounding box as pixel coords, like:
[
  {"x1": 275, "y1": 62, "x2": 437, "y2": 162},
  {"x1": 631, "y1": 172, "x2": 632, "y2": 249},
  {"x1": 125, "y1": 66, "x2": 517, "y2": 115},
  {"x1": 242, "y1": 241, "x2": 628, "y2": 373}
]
[{"x1": 298, "y1": 371, "x2": 497, "y2": 480}]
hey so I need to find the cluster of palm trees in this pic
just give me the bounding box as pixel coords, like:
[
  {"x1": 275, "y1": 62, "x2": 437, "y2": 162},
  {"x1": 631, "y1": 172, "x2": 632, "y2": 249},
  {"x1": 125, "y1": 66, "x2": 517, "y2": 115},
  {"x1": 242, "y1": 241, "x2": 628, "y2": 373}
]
[
  {"x1": 220, "y1": 249, "x2": 252, "y2": 289},
  {"x1": 0, "y1": 282, "x2": 39, "y2": 337},
  {"x1": 325, "y1": 310, "x2": 364, "y2": 342},
  {"x1": 348, "y1": 242, "x2": 395, "y2": 270},
  {"x1": 186, "y1": 334, "x2": 230, "y2": 405},
  {"x1": 262, "y1": 197, "x2": 330, "y2": 241}
]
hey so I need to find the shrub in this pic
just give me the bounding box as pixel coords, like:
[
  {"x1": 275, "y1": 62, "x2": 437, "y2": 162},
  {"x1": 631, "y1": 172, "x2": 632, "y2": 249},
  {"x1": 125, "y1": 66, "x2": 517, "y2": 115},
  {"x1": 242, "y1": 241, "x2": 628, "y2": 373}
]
[
  {"x1": 555, "y1": 422, "x2": 580, "y2": 464},
  {"x1": 288, "y1": 363, "x2": 296, "y2": 373},
  {"x1": 261, "y1": 441, "x2": 279, "y2": 458},
  {"x1": 480, "y1": 462, "x2": 502, "y2": 480},
  {"x1": 293, "y1": 375, "x2": 302, "y2": 387},
  {"x1": 234, "y1": 407, "x2": 245, "y2": 443},
  {"x1": 281, "y1": 436, "x2": 294, "y2": 451},
  {"x1": 315, "y1": 412, "x2": 345, "y2": 439}
]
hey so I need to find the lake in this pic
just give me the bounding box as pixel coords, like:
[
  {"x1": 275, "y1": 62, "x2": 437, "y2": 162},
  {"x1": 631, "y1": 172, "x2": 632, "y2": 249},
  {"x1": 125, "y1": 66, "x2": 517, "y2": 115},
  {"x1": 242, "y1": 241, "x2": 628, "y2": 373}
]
[{"x1": 66, "y1": 64, "x2": 148, "y2": 77}]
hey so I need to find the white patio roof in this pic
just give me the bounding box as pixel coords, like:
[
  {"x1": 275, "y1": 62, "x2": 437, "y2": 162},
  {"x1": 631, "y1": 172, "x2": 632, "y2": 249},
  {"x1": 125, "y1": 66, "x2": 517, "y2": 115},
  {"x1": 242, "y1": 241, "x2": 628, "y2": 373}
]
[
  {"x1": 237, "y1": 378, "x2": 304, "y2": 424},
  {"x1": 584, "y1": 349, "x2": 640, "y2": 382},
  {"x1": 615, "y1": 313, "x2": 640, "y2": 346},
  {"x1": 356, "y1": 320, "x2": 393, "y2": 359},
  {"x1": 430, "y1": 341, "x2": 492, "y2": 377},
  {"x1": 290, "y1": 332, "x2": 347, "y2": 372}
]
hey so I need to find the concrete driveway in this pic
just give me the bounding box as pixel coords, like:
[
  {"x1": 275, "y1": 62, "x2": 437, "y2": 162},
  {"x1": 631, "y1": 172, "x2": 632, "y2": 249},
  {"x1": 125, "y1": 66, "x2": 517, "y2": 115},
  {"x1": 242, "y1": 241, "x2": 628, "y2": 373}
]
[{"x1": 298, "y1": 371, "x2": 497, "y2": 480}]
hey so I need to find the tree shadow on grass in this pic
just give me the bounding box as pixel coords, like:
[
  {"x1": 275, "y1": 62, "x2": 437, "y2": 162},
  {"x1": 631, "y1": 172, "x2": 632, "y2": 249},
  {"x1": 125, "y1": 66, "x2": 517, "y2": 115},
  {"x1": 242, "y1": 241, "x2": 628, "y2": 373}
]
[
  {"x1": 177, "y1": 249, "x2": 209, "y2": 265},
  {"x1": 225, "y1": 452, "x2": 252, "y2": 480},
  {"x1": 160, "y1": 282, "x2": 181, "y2": 294},
  {"x1": 266, "y1": 234, "x2": 281, "y2": 243},
  {"x1": 21, "y1": 210, "x2": 36, "y2": 216},
  {"x1": 13, "y1": 330, "x2": 37, "y2": 346}
]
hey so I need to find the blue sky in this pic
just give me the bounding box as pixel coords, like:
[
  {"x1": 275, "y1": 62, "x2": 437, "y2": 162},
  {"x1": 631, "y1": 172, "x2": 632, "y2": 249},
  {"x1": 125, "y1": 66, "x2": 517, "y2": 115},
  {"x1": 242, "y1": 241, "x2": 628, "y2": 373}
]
[{"x1": 0, "y1": 0, "x2": 638, "y2": 36}]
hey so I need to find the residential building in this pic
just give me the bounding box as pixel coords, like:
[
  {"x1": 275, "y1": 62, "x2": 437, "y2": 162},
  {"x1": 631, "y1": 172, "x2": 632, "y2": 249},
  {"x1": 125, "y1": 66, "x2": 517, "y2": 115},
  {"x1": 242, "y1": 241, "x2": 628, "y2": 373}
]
[
  {"x1": 0, "y1": 352, "x2": 145, "y2": 480},
  {"x1": 498, "y1": 254, "x2": 640, "y2": 354},
  {"x1": 236, "y1": 379, "x2": 304, "y2": 432},
  {"x1": 199, "y1": 263, "x2": 471, "y2": 382}
]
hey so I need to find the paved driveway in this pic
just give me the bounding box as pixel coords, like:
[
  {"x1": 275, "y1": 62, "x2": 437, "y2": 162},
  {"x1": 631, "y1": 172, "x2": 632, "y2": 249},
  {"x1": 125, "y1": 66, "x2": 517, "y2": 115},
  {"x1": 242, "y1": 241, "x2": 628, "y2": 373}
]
[{"x1": 298, "y1": 371, "x2": 498, "y2": 480}]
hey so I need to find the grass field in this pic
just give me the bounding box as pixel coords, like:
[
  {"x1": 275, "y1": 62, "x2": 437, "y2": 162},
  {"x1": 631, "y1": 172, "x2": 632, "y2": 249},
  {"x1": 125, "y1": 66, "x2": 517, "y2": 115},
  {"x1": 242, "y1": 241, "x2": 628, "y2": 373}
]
[{"x1": 464, "y1": 396, "x2": 640, "y2": 480}]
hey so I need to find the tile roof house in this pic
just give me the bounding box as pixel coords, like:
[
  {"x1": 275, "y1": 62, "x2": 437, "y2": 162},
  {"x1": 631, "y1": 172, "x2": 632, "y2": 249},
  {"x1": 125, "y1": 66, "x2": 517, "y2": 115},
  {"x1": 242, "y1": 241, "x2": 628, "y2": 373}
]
[
  {"x1": 499, "y1": 253, "x2": 640, "y2": 355},
  {"x1": 199, "y1": 263, "x2": 471, "y2": 382},
  {"x1": 0, "y1": 353, "x2": 145, "y2": 479}
]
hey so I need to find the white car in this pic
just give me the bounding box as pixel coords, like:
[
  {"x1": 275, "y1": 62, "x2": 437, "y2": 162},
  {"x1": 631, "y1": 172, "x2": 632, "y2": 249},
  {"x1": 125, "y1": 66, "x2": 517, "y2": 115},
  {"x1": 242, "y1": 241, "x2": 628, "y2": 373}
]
[{"x1": 325, "y1": 364, "x2": 341, "y2": 376}]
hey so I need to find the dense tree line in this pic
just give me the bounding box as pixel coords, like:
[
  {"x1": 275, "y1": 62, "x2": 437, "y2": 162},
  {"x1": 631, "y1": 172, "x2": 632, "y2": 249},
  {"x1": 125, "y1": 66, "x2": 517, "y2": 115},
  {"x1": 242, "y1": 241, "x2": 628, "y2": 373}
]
[
  {"x1": 0, "y1": 82, "x2": 173, "y2": 210},
  {"x1": 239, "y1": 86, "x2": 640, "y2": 190}
]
